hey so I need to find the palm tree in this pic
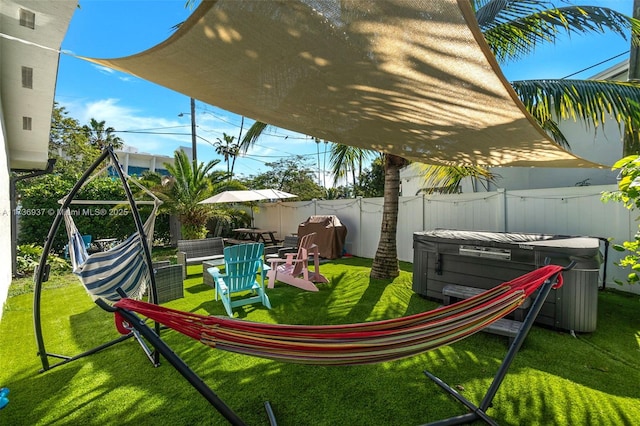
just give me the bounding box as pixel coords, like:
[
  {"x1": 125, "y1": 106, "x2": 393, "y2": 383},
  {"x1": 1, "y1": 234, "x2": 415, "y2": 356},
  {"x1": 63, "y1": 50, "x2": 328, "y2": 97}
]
[
  {"x1": 418, "y1": 165, "x2": 498, "y2": 195},
  {"x1": 476, "y1": 0, "x2": 640, "y2": 153},
  {"x1": 160, "y1": 150, "x2": 219, "y2": 239},
  {"x1": 214, "y1": 133, "x2": 240, "y2": 177},
  {"x1": 369, "y1": 153, "x2": 408, "y2": 279},
  {"x1": 82, "y1": 118, "x2": 124, "y2": 151},
  {"x1": 329, "y1": 143, "x2": 377, "y2": 196}
]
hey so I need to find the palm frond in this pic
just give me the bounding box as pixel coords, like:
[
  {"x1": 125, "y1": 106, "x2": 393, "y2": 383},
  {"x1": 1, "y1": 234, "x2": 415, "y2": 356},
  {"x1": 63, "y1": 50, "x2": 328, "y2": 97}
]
[
  {"x1": 512, "y1": 79, "x2": 640, "y2": 147},
  {"x1": 479, "y1": 3, "x2": 640, "y2": 63},
  {"x1": 329, "y1": 144, "x2": 375, "y2": 185},
  {"x1": 240, "y1": 121, "x2": 269, "y2": 154},
  {"x1": 417, "y1": 164, "x2": 497, "y2": 195}
]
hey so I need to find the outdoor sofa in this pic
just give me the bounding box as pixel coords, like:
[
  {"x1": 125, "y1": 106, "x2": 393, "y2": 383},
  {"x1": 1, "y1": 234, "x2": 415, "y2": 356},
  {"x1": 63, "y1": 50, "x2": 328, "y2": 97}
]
[{"x1": 176, "y1": 237, "x2": 225, "y2": 278}]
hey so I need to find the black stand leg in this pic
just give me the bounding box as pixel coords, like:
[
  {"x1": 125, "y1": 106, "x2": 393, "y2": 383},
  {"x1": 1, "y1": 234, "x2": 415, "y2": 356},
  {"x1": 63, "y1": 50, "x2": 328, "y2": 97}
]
[
  {"x1": 111, "y1": 305, "x2": 247, "y2": 426},
  {"x1": 421, "y1": 271, "x2": 562, "y2": 426}
]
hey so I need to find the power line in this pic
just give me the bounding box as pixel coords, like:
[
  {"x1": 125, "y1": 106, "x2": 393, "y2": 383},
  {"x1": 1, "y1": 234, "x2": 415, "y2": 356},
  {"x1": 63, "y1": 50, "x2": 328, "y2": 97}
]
[{"x1": 560, "y1": 50, "x2": 629, "y2": 79}]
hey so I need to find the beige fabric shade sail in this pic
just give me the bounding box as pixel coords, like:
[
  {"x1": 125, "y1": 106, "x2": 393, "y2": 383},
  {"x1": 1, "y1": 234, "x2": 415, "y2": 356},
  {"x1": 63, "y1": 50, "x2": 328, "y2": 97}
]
[{"x1": 83, "y1": 0, "x2": 600, "y2": 168}]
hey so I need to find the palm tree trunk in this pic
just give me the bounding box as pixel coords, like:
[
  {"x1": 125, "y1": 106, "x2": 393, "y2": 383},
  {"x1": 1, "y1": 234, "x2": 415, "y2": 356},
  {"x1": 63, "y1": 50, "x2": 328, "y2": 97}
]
[
  {"x1": 351, "y1": 166, "x2": 357, "y2": 196},
  {"x1": 624, "y1": 0, "x2": 640, "y2": 155},
  {"x1": 370, "y1": 154, "x2": 407, "y2": 279}
]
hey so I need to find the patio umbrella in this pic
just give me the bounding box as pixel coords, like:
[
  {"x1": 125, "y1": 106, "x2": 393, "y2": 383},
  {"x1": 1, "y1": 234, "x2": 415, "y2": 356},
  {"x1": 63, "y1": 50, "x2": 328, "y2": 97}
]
[
  {"x1": 199, "y1": 189, "x2": 297, "y2": 227},
  {"x1": 199, "y1": 189, "x2": 297, "y2": 204}
]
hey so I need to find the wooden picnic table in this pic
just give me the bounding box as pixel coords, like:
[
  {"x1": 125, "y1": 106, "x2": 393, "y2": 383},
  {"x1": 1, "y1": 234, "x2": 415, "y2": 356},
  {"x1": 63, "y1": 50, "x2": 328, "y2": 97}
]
[
  {"x1": 231, "y1": 228, "x2": 278, "y2": 246},
  {"x1": 94, "y1": 238, "x2": 118, "y2": 252}
]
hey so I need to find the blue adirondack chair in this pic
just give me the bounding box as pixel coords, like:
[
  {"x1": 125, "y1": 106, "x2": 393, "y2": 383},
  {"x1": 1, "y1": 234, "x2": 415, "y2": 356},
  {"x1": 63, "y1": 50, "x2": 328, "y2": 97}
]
[
  {"x1": 207, "y1": 243, "x2": 271, "y2": 317},
  {"x1": 63, "y1": 234, "x2": 92, "y2": 259}
]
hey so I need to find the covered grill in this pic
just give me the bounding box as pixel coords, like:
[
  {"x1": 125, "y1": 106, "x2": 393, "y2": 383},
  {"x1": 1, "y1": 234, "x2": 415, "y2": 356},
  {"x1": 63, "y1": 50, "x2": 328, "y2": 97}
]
[{"x1": 297, "y1": 216, "x2": 347, "y2": 260}]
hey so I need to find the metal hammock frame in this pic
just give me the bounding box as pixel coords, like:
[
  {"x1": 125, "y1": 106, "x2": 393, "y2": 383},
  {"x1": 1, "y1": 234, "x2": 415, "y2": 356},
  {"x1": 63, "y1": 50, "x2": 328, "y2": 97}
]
[
  {"x1": 97, "y1": 263, "x2": 571, "y2": 426},
  {"x1": 33, "y1": 147, "x2": 160, "y2": 372}
]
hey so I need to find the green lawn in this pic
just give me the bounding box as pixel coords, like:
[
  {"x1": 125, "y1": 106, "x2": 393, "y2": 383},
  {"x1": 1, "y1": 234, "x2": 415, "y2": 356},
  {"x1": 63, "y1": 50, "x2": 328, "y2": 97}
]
[{"x1": 1, "y1": 257, "x2": 639, "y2": 425}]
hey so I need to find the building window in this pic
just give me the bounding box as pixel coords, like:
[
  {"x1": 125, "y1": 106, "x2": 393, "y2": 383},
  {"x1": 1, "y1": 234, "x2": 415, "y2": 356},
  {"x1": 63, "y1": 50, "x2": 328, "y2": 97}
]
[
  {"x1": 23, "y1": 117, "x2": 32, "y2": 130},
  {"x1": 19, "y1": 9, "x2": 35, "y2": 29},
  {"x1": 22, "y1": 66, "x2": 33, "y2": 89}
]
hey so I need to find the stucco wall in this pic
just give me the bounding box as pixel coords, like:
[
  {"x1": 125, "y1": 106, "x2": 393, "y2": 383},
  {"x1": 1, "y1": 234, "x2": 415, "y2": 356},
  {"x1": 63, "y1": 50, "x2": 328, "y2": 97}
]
[{"x1": 0, "y1": 99, "x2": 12, "y2": 320}]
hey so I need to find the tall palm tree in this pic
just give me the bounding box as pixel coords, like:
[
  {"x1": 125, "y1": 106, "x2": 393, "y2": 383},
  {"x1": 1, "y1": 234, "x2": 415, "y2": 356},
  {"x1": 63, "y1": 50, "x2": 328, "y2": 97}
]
[
  {"x1": 82, "y1": 118, "x2": 124, "y2": 151},
  {"x1": 369, "y1": 153, "x2": 408, "y2": 279},
  {"x1": 214, "y1": 133, "x2": 240, "y2": 177}
]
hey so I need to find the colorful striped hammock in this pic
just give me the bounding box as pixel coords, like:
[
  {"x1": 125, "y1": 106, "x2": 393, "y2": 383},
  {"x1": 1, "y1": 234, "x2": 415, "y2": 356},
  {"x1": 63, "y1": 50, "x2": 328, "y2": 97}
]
[{"x1": 114, "y1": 265, "x2": 564, "y2": 366}]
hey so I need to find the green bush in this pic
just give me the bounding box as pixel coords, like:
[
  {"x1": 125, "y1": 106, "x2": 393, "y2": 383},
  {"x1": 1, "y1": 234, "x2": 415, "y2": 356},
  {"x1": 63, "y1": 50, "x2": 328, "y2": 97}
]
[
  {"x1": 17, "y1": 173, "x2": 170, "y2": 252},
  {"x1": 602, "y1": 155, "x2": 640, "y2": 284},
  {"x1": 16, "y1": 244, "x2": 70, "y2": 276}
]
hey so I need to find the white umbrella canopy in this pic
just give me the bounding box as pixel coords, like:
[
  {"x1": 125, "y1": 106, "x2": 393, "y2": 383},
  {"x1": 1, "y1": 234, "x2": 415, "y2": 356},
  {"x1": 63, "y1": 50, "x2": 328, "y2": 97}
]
[
  {"x1": 252, "y1": 189, "x2": 297, "y2": 201},
  {"x1": 199, "y1": 189, "x2": 297, "y2": 204},
  {"x1": 199, "y1": 189, "x2": 297, "y2": 228}
]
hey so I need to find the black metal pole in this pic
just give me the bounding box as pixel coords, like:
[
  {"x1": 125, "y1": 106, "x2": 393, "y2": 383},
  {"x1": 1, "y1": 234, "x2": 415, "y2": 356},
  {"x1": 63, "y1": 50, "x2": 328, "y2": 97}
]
[
  {"x1": 478, "y1": 272, "x2": 561, "y2": 411},
  {"x1": 111, "y1": 304, "x2": 246, "y2": 426},
  {"x1": 190, "y1": 97, "x2": 197, "y2": 167},
  {"x1": 106, "y1": 149, "x2": 160, "y2": 364},
  {"x1": 422, "y1": 264, "x2": 571, "y2": 426},
  {"x1": 33, "y1": 149, "x2": 111, "y2": 371}
]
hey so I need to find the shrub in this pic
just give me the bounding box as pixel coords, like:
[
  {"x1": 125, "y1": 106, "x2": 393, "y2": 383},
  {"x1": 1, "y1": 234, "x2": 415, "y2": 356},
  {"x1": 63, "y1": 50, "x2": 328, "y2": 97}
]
[
  {"x1": 602, "y1": 155, "x2": 640, "y2": 284},
  {"x1": 16, "y1": 244, "x2": 70, "y2": 276}
]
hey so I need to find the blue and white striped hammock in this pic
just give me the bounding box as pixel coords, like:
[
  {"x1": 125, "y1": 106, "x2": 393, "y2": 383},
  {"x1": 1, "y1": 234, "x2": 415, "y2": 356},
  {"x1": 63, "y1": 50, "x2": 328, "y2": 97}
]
[{"x1": 63, "y1": 202, "x2": 159, "y2": 302}]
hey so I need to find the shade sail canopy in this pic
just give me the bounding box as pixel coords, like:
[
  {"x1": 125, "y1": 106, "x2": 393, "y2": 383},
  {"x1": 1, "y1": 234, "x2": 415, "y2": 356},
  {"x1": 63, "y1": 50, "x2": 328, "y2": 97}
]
[
  {"x1": 84, "y1": 0, "x2": 600, "y2": 168},
  {"x1": 199, "y1": 189, "x2": 297, "y2": 204}
]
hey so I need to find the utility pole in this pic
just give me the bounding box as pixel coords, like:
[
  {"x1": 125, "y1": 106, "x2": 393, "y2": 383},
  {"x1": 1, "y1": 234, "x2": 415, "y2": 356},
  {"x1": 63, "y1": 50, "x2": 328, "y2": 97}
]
[{"x1": 190, "y1": 97, "x2": 197, "y2": 167}]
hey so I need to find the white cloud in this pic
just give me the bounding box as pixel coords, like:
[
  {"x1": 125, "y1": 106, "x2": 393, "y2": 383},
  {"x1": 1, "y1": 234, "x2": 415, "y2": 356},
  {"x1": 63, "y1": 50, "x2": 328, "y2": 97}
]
[
  {"x1": 59, "y1": 98, "x2": 191, "y2": 157},
  {"x1": 92, "y1": 64, "x2": 116, "y2": 75}
]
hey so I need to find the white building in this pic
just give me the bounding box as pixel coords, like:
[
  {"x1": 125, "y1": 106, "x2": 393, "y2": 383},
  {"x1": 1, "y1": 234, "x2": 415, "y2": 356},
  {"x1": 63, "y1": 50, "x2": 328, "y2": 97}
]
[
  {"x1": 1, "y1": 1, "x2": 77, "y2": 319},
  {"x1": 114, "y1": 145, "x2": 174, "y2": 177}
]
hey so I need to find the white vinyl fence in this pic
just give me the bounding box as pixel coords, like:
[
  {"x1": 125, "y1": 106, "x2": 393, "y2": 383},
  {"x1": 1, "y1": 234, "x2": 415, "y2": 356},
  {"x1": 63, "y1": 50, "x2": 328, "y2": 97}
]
[{"x1": 253, "y1": 185, "x2": 638, "y2": 295}]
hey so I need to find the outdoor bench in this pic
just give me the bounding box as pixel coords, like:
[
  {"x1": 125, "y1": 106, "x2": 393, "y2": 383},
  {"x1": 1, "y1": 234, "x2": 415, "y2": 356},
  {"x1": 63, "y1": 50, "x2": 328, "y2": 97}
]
[
  {"x1": 177, "y1": 237, "x2": 225, "y2": 278},
  {"x1": 442, "y1": 284, "x2": 532, "y2": 344}
]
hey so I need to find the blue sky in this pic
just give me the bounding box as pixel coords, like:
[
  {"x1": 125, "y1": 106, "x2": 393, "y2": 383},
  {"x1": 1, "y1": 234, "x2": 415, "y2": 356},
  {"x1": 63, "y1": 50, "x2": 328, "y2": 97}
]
[{"x1": 55, "y1": 0, "x2": 637, "y2": 180}]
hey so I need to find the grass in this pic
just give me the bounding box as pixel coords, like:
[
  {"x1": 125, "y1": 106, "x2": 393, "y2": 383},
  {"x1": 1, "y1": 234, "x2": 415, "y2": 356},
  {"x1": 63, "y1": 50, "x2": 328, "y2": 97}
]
[{"x1": 1, "y1": 257, "x2": 639, "y2": 425}]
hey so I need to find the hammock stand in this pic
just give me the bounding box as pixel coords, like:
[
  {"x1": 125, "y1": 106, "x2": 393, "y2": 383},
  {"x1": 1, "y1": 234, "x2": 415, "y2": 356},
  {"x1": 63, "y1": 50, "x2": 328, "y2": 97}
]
[
  {"x1": 96, "y1": 263, "x2": 570, "y2": 426},
  {"x1": 33, "y1": 148, "x2": 161, "y2": 372}
]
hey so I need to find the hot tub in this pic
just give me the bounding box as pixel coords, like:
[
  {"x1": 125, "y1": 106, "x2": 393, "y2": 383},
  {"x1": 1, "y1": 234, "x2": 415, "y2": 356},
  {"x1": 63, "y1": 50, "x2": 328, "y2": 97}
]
[{"x1": 412, "y1": 229, "x2": 602, "y2": 332}]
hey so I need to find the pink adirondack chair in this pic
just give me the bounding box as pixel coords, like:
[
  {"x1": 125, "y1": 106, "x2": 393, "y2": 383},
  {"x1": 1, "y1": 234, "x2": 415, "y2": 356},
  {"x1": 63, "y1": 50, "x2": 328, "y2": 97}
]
[{"x1": 266, "y1": 232, "x2": 328, "y2": 292}]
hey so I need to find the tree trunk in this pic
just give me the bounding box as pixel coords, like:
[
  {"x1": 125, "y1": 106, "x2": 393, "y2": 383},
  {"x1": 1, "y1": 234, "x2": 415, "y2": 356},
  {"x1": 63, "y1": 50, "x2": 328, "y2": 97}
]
[
  {"x1": 370, "y1": 154, "x2": 407, "y2": 279},
  {"x1": 624, "y1": 0, "x2": 640, "y2": 155}
]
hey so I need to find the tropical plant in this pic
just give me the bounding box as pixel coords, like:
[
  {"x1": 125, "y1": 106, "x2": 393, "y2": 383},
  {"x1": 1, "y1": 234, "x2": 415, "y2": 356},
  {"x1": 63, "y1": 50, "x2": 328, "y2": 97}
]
[
  {"x1": 418, "y1": 165, "x2": 498, "y2": 194},
  {"x1": 475, "y1": 0, "x2": 640, "y2": 153},
  {"x1": 329, "y1": 144, "x2": 377, "y2": 196},
  {"x1": 601, "y1": 153, "x2": 640, "y2": 284},
  {"x1": 16, "y1": 244, "x2": 69, "y2": 276},
  {"x1": 82, "y1": 118, "x2": 124, "y2": 151},
  {"x1": 159, "y1": 150, "x2": 220, "y2": 239}
]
